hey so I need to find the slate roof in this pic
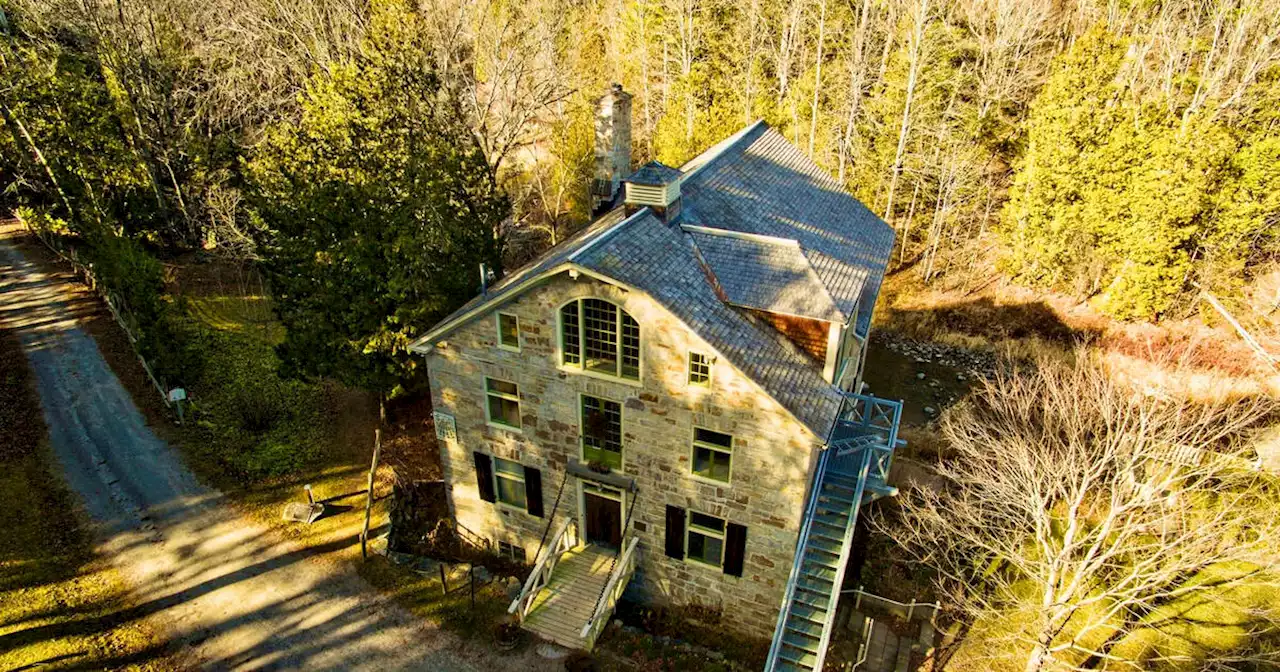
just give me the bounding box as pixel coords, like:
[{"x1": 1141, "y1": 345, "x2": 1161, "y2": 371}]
[
  {"x1": 571, "y1": 212, "x2": 845, "y2": 435},
  {"x1": 678, "y1": 122, "x2": 892, "y2": 336},
  {"x1": 627, "y1": 161, "x2": 684, "y2": 186},
  {"x1": 410, "y1": 121, "x2": 894, "y2": 438},
  {"x1": 685, "y1": 226, "x2": 844, "y2": 322}
]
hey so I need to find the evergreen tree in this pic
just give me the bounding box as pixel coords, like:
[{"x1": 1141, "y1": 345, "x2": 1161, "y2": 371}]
[{"x1": 247, "y1": 0, "x2": 508, "y2": 397}]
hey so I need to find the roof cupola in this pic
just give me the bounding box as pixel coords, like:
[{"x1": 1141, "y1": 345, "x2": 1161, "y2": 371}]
[{"x1": 624, "y1": 161, "x2": 683, "y2": 223}]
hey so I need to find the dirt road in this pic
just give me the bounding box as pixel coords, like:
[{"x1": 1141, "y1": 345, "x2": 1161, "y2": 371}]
[{"x1": 0, "y1": 236, "x2": 489, "y2": 671}]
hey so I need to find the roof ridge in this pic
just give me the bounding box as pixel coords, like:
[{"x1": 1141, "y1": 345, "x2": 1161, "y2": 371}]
[
  {"x1": 568, "y1": 206, "x2": 652, "y2": 262},
  {"x1": 680, "y1": 223, "x2": 799, "y2": 248},
  {"x1": 677, "y1": 120, "x2": 767, "y2": 183}
]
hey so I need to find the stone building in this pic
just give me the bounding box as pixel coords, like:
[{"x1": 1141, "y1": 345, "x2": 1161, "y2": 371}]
[{"x1": 409, "y1": 87, "x2": 903, "y2": 672}]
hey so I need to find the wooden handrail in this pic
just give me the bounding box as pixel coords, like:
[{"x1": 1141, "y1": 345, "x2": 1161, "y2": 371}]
[
  {"x1": 579, "y1": 535, "x2": 639, "y2": 647},
  {"x1": 508, "y1": 518, "x2": 577, "y2": 622}
]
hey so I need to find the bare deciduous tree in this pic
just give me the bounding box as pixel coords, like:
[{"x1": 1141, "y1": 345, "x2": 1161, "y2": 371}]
[{"x1": 883, "y1": 355, "x2": 1280, "y2": 672}]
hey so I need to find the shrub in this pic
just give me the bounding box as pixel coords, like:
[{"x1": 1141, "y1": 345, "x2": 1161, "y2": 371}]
[{"x1": 226, "y1": 380, "x2": 291, "y2": 433}]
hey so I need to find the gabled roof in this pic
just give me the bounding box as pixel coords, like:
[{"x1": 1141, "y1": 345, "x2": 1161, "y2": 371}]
[
  {"x1": 685, "y1": 226, "x2": 845, "y2": 323},
  {"x1": 678, "y1": 122, "x2": 891, "y2": 336},
  {"x1": 627, "y1": 161, "x2": 683, "y2": 186},
  {"x1": 410, "y1": 121, "x2": 894, "y2": 438},
  {"x1": 568, "y1": 211, "x2": 845, "y2": 435}
]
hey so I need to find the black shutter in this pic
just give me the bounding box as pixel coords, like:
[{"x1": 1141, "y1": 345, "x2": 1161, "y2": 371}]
[
  {"x1": 473, "y1": 452, "x2": 495, "y2": 503},
  {"x1": 724, "y1": 522, "x2": 748, "y2": 577},
  {"x1": 664, "y1": 505, "x2": 686, "y2": 559},
  {"x1": 524, "y1": 466, "x2": 544, "y2": 517}
]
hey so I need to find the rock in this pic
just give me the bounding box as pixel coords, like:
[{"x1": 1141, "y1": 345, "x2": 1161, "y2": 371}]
[
  {"x1": 915, "y1": 372, "x2": 926, "y2": 380},
  {"x1": 611, "y1": 618, "x2": 623, "y2": 629},
  {"x1": 924, "y1": 406, "x2": 937, "y2": 416},
  {"x1": 535, "y1": 643, "x2": 570, "y2": 660},
  {"x1": 473, "y1": 566, "x2": 493, "y2": 583},
  {"x1": 956, "y1": 374, "x2": 966, "y2": 382}
]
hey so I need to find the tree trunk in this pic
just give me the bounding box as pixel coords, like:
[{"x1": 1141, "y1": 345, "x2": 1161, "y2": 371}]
[
  {"x1": 360, "y1": 396, "x2": 386, "y2": 559},
  {"x1": 1, "y1": 103, "x2": 76, "y2": 223},
  {"x1": 838, "y1": 0, "x2": 872, "y2": 183},
  {"x1": 883, "y1": 0, "x2": 930, "y2": 222},
  {"x1": 808, "y1": 0, "x2": 826, "y2": 157}
]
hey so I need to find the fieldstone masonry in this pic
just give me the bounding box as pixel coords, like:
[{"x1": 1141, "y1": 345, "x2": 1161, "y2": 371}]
[{"x1": 425, "y1": 272, "x2": 824, "y2": 639}]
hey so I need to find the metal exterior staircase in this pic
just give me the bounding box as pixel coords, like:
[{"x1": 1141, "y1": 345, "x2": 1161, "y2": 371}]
[{"x1": 766, "y1": 393, "x2": 903, "y2": 672}]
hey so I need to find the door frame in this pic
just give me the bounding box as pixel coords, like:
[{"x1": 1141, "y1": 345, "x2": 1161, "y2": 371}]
[{"x1": 577, "y1": 479, "x2": 626, "y2": 547}]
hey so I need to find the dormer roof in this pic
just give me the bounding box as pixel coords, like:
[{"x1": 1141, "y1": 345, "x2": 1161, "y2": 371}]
[
  {"x1": 685, "y1": 226, "x2": 846, "y2": 323},
  {"x1": 626, "y1": 161, "x2": 683, "y2": 186}
]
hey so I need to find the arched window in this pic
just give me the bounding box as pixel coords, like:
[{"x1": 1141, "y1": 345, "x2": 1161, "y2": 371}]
[{"x1": 560, "y1": 298, "x2": 640, "y2": 380}]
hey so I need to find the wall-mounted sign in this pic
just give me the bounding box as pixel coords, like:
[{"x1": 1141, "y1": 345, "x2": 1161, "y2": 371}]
[{"x1": 433, "y1": 411, "x2": 457, "y2": 442}]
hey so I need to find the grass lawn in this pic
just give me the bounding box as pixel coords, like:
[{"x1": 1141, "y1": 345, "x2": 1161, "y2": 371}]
[{"x1": 0, "y1": 327, "x2": 177, "y2": 671}]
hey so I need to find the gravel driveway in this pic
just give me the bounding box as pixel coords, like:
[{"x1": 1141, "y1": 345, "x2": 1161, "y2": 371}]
[{"x1": 0, "y1": 236, "x2": 494, "y2": 671}]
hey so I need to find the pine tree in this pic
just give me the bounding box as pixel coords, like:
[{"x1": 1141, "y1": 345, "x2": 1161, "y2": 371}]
[{"x1": 247, "y1": 0, "x2": 508, "y2": 397}]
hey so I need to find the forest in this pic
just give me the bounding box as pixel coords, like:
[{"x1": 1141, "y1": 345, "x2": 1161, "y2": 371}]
[
  {"x1": 2, "y1": 0, "x2": 1278, "y2": 326},
  {"x1": 3, "y1": 1, "x2": 1280, "y2": 670}
]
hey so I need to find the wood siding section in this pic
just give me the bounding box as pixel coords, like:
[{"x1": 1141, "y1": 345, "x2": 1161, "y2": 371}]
[{"x1": 749, "y1": 309, "x2": 830, "y2": 363}]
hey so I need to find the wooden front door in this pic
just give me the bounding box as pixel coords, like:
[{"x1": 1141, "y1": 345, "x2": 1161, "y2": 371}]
[{"x1": 582, "y1": 483, "x2": 623, "y2": 549}]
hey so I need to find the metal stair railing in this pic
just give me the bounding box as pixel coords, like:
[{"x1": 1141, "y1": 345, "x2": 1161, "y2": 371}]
[
  {"x1": 508, "y1": 518, "x2": 577, "y2": 623},
  {"x1": 579, "y1": 485, "x2": 639, "y2": 648},
  {"x1": 579, "y1": 535, "x2": 640, "y2": 648},
  {"x1": 766, "y1": 446, "x2": 835, "y2": 669},
  {"x1": 766, "y1": 392, "x2": 904, "y2": 672},
  {"x1": 812, "y1": 447, "x2": 874, "y2": 671},
  {"x1": 530, "y1": 469, "x2": 572, "y2": 562}
]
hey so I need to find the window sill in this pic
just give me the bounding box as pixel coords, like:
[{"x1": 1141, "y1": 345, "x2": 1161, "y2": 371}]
[
  {"x1": 493, "y1": 500, "x2": 532, "y2": 516},
  {"x1": 683, "y1": 556, "x2": 725, "y2": 572},
  {"x1": 498, "y1": 344, "x2": 521, "y2": 353},
  {"x1": 688, "y1": 472, "x2": 731, "y2": 487},
  {"x1": 557, "y1": 365, "x2": 644, "y2": 388},
  {"x1": 486, "y1": 421, "x2": 523, "y2": 435}
]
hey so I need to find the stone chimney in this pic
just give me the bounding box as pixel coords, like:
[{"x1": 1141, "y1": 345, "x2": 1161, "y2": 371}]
[{"x1": 592, "y1": 84, "x2": 632, "y2": 211}]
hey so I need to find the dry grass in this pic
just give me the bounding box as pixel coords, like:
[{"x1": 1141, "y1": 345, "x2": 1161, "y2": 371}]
[{"x1": 876, "y1": 267, "x2": 1279, "y2": 400}]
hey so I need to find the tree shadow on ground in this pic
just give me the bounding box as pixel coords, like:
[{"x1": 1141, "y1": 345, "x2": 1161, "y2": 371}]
[{"x1": 880, "y1": 297, "x2": 1098, "y2": 346}]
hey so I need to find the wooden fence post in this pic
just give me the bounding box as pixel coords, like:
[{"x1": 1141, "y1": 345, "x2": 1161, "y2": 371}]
[{"x1": 361, "y1": 426, "x2": 382, "y2": 559}]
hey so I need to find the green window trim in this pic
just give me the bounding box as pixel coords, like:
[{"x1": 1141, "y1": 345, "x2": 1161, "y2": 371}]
[
  {"x1": 559, "y1": 298, "x2": 640, "y2": 381},
  {"x1": 688, "y1": 351, "x2": 712, "y2": 386},
  {"x1": 686, "y1": 511, "x2": 726, "y2": 568},
  {"x1": 497, "y1": 312, "x2": 520, "y2": 350},
  {"x1": 691, "y1": 427, "x2": 733, "y2": 483},
  {"x1": 485, "y1": 377, "x2": 521, "y2": 430},
  {"x1": 581, "y1": 394, "x2": 623, "y2": 470},
  {"x1": 493, "y1": 457, "x2": 528, "y2": 510}
]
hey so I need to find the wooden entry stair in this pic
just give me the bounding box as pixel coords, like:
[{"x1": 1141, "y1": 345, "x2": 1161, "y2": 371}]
[
  {"x1": 509, "y1": 518, "x2": 641, "y2": 651},
  {"x1": 522, "y1": 545, "x2": 613, "y2": 648}
]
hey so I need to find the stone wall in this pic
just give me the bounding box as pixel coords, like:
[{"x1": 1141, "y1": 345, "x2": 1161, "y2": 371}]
[{"x1": 424, "y1": 272, "x2": 824, "y2": 639}]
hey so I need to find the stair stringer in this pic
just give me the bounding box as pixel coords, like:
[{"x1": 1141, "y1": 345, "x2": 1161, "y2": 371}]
[{"x1": 765, "y1": 446, "x2": 874, "y2": 671}]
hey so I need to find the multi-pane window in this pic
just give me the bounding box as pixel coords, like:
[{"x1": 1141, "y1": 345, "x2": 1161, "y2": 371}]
[
  {"x1": 560, "y1": 299, "x2": 640, "y2": 380},
  {"x1": 692, "y1": 428, "x2": 732, "y2": 482},
  {"x1": 497, "y1": 312, "x2": 520, "y2": 350},
  {"x1": 686, "y1": 511, "x2": 726, "y2": 567},
  {"x1": 493, "y1": 457, "x2": 527, "y2": 509},
  {"x1": 688, "y1": 351, "x2": 711, "y2": 386},
  {"x1": 581, "y1": 394, "x2": 623, "y2": 469},
  {"x1": 485, "y1": 378, "x2": 521, "y2": 429},
  {"x1": 497, "y1": 540, "x2": 525, "y2": 563}
]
